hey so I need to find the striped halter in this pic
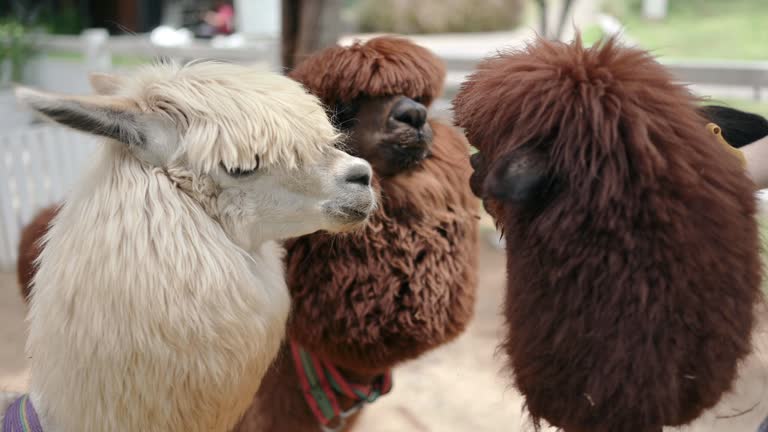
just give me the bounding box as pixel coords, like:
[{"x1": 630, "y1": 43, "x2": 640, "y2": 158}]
[
  {"x1": 290, "y1": 341, "x2": 393, "y2": 432},
  {"x1": 3, "y1": 395, "x2": 43, "y2": 432}
]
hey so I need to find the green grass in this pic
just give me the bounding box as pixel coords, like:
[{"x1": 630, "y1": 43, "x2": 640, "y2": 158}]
[
  {"x1": 601, "y1": 0, "x2": 768, "y2": 127},
  {"x1": 700, "y1": 98, "x2": 768, "y2": 118},
  {"x1": 44, "y1": 51, "x2": 151, "y2": 67},
  {"x1": 581, "y1": 24, "x2": 606, "y2": 47},
  {"x1": 610, "y1": 0, "x2": 768, "y2": 60},
  {"x1": 45, "y1": 51, "x2": 84, "y2": 61},
  {"x1": 113, "y1": 55, "x2": 152, "y2": 67}
]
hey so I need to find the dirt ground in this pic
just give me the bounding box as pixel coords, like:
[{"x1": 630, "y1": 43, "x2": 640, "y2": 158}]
[{"x1": 1, "y1": 238, "x2": 766, "y2": 431}]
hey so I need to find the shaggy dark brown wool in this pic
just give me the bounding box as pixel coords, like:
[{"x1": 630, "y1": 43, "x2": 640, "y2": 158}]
[
  {"x1": 16, "y1": 205, "x2": 59, "y2": 300},
  {"x1": 288, "y1": 36, "x2": 446, "y2": 107},
  {"x1": 453, "y1": 37, "x2": 762, "y2": 432}
]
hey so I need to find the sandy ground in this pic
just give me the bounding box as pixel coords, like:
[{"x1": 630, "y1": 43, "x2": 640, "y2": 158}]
[
  {"x1": 353, "y1": 239, "x2": 768, "y2": 432},
  {"x1": 1, "y1": 239, "x2": 766, "y2": 431}
]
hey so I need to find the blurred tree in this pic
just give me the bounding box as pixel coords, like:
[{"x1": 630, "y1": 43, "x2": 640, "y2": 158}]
[
  {"x1": 36, "y1": 0, "x2": 86, "y2": 34},
  {"x1": 7, "y1": 0, "x2": 46, "y2": 24},
  {"x1": 281, "y1": 0, "x2": 341, "y2": 71},
  {"x1": 536, "y1": 0, "x2": 576, "y2": 40}
]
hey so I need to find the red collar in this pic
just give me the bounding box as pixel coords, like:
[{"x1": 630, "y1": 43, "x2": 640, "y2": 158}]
[{"x1": 290, "y1": 341, "x2": 393, "y2": 431}]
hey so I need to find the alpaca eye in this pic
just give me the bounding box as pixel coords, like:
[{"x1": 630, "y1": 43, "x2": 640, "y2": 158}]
[
  {"x1": 332, "y1": 103, "x2": 359, "y2": 130},
  {"x1": 221, "y1": 156, "x2": 260, "y2": 178}
]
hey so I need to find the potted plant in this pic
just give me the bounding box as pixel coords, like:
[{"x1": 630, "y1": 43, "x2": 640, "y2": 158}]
[
  {"x1": 0, "y1": 19, "x2": 36, "y2": 128},
  {"x1": 3, "y1": 20, "x2": 35, "y2": 81}
]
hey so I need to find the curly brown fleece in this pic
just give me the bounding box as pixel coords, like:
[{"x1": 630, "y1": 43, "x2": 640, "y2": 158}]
[
  {"x1": 453, "y1": 37, "x2": 762, "y2": 432},
  {"x1": 285, "y1": 120, "x2": 478, "y2": 370},
  {"x1": 17, "y1": 205, "x2": 59, "y2": 300},
  {"x1": 289, "y1": 36, "x2": 446, "y2": 108}
]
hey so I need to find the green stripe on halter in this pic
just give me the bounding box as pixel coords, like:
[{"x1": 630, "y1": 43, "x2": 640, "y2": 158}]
[
  {"x1": 20, "y1": 395, "x2": 31, "y2": 432},
  {"x1": 291, "y1": 340, "x2": 393, "y2": 431},
  {"x1": 327, "y1": 373, "x2": 378, "y2": 401},
  {"x1": 299, "y1": 350, "x2": 336, "y2": 421}
]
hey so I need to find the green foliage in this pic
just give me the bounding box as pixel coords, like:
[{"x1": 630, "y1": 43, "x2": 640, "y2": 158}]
[
  {"x1": 37, "y1": 4, "x2": 83, "y2": 35},
  {"x1": 603, "y1": 0, "x2": 768, "y2": 60},
  {"x1": 580, "y1": 24, "x2": 605, "y2": 47},
  {"x1": 601, "y1": 0, "x2": 643, "y2": 20},
  {"x1": 0, "y1": 19, "x2": 36, "y2": 85},
  {"x1": 702, "y1": 98, "x2": 768, "y2": 120},
  {"x1": 357, "y1": 0, "x2": 526, "y2": 34}
]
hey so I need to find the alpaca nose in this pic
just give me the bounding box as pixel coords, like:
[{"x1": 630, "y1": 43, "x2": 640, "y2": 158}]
[
  {"x1": 391, "y1": 98, "x2": 427, "y2": 129},
  {"x1": 343, "y1": 162, "x2": 372, "y2": 187}
]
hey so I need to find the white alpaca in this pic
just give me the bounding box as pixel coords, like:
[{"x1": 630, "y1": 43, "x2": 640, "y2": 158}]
[{"x1": 2, "y1": 62, "x2": 376, "y2": 432}]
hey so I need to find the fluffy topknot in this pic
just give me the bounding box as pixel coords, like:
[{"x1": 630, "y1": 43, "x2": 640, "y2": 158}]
[{"x1": 289, "y1": 36, "x2": 446, "y2": 107}]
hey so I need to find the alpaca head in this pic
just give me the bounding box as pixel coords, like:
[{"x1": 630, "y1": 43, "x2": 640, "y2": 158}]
[
  {"x1": 454, "y1": 37, "x2": 747, "y2": 222},
  {"x1": 16, "y1": 62, "x2": 376, "y2": 246},
  {"x1": 289, "y1": 36, "x2": 446, "y2": 177}
]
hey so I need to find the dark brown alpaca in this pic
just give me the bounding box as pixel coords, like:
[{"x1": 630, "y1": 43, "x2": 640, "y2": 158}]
[
  {"x1": 16, "y1": 205, "x2": 58, "y2": 300},
  {"x1": 235, "y1": 37, "x2": 479, "y2": 432},
  {"x1": 453, "y1": 37, "x2": 762, "y2": 432}
]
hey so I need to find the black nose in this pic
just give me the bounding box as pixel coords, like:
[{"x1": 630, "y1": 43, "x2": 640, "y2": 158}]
[
  {"x1": 391, "y1": 98, "x2": 427, "y2": 129},
  {"x1": 344, "y1": 163, "x2": 372, "y2": 187}
]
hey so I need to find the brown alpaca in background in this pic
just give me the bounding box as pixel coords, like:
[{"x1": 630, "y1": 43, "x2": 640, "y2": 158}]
[
  {"x1": 16, "y1": 205, "x2": 58, "y2": 300},
  {"x1": 235, "y1": 36, "x2": 479, "y2": 432},
  {"x1": 453, "y1": 36, "x2": 762, "y2": 432}
]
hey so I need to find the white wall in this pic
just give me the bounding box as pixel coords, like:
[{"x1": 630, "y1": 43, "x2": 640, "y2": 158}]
[{"x1": 234, "y1": 0, "x2": 280, "y2": 37}]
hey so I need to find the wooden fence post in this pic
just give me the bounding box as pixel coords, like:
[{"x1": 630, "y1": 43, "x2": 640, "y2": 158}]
[
  {"x1": 81, "y1": 28, "x2": 112, "y2": 71},
  {"x1": 232, "y1": 0, "x2": 281, "y2": 71},
  {"x1": 642, "y1": 0, "x2": 668, "y2": 21}
]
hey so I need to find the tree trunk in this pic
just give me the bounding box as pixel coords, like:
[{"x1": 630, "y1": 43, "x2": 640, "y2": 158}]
[{"x1": 281, "y1": 0, "x2": 342, "y2": 72}]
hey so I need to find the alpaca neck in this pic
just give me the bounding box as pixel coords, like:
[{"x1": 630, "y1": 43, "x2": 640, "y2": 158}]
[
  {"x1": 236, "y1": 343, "x2": 390, "y2": 432},
  {"x1": 27, "y1": 144, "x2": 290, "y2": 432}
]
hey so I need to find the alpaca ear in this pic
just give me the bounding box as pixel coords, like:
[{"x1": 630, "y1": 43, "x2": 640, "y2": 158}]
[
  {"x1": 15, "y1": 86, "x2": 146, "y2": 148},
  {"x1": 483, "y1": 152, "x2": 547, "y2": 202},
  {"x1": 89, "y1": 72, "x2": 124, "y2": 95}
]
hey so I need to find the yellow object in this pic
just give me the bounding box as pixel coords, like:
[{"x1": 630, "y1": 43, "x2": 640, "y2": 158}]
[{"x1": 707, "y1": 122, "x2": 746, "y2": 167}]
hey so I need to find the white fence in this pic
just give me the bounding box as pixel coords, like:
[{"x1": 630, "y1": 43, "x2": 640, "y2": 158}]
[{"x1": 0, "y1": 126, "x2": 98, "y2": 270}]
